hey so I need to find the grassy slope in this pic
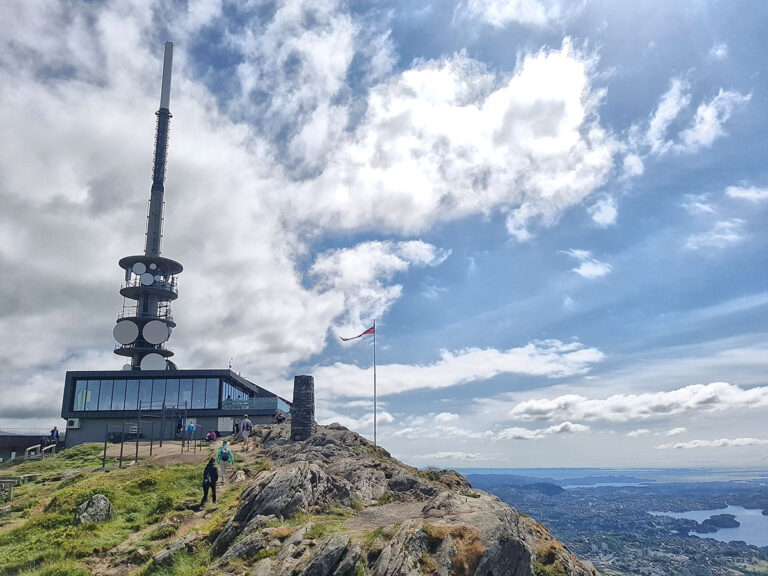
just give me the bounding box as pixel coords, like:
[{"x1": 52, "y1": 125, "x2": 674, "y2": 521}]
[{"x1": 0, "y1": 444, "x2": 256, "y2": 576}]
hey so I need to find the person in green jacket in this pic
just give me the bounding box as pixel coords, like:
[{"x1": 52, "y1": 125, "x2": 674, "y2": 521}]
[{"x1": 215, "y1": 440, "x2": 233, "y2": 484}]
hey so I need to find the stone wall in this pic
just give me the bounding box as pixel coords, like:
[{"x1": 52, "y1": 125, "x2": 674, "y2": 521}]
[{"x1": 291, "y1": 375, "x2": 316, "y2": 441}]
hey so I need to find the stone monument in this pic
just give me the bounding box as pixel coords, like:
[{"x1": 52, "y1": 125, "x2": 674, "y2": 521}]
[{"x1": 291, "y1": 375, "x2": 316, "y2": 441}]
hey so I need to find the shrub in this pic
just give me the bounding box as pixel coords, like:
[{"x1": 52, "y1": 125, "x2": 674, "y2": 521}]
[
  {"x1": 377, "y1": 490, "x2": 391, "y2": 505},
  {"x1": 268, "y1": 525, "x2": 298, "y2": 541}
]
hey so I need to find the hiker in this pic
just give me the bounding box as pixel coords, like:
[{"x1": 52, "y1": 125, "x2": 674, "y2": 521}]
[
  {"x1": 275, "y1": 409, "x2": 286, "y2": 424},
  {"x1": 216, "y1": 440, "x2": 233, "y2": 484},
  {"x1": 241, "y1": 414, "x2": 253, "y2": 451},
  {"x1": 206, "y1": 430, "x2": 217, "y2": 442},
  {"x1": 176, "y1": 416, "x2": 183, "y2": 436},
  {"x1": 200, "y1": 458, "x2": 218, "y2": 506},
  {"x1": 50, "y1": 426, "x2": 60, "y2": 442},
  {"x1": 233, "y1": 418, "x2": 241, "y2": 436}
]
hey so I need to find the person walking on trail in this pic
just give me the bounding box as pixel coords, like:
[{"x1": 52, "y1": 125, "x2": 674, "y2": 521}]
[
  {"x1": 216, "y1": 440, "x2": 233, "y2": 484},
  {"x1": 241, "y1": 414, "x2": 253, "y2": 451},
  {"x1": 201, "y1": 457, "x2": 218, "y2": 506}
]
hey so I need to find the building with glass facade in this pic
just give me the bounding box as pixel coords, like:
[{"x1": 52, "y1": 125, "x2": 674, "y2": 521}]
[{"x1": 61, "y1": 369, "x2": 291, "y2": 446}]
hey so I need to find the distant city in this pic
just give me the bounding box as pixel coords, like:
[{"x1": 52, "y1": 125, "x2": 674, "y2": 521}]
[{"x1": 462, "y1": 468, "x2": 768, "y2": 576}]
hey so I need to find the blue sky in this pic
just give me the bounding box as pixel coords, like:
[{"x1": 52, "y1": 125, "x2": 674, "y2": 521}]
[{"x1": 0, "y1": 0, "x2": 766, "y2": 468}]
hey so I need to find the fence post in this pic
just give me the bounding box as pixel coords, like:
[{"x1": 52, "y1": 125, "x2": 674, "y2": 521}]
[
  {"x1": 150, "y1": 420, "x2": 154, "y2": 458},
  {"x1": 102, "y1": 422, "x2": 109, "y2": 469},
  {"x1": 119, "y1": 421, "x2": 126, "y2": 469},
  {"x1": 160, "y1": 402, "x2": 166, "y2": 448}
]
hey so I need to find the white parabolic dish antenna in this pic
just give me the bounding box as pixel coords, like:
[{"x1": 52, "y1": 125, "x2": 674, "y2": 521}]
[
  {"x1": 140, "y1": 273, "x2": 154, "y2": 286},
  {"x1": 143, "y1": 320, "x2": 170, "y2": 344},
  {"x1": 132, "y1": 262, "x2": 147, "y2": 275},
  {"x1": 141, "y1": 353, "x2": 166, "y2": 371},
  {"x1": 113, "y1": 320, "x2": 139, "y2": 344}
]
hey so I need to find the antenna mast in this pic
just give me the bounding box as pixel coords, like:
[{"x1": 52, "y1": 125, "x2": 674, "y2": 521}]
[{"x1": 113, "y1": 42, "x2": 183, "y2": 372}]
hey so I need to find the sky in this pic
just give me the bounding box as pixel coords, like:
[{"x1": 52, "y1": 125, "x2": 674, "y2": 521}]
[{"x1": 0, "y1": 0, "x2": 767, "y2": 469}]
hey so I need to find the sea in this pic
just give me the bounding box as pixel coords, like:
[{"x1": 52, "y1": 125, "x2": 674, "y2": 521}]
[{"x1": 456, "y1": 467, "x2": 768, "y2": 547}]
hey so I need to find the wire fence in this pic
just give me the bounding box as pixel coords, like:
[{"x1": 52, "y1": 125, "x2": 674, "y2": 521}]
[{"x1": 100, "y1": 400, "x2": 211, "y2": 468}]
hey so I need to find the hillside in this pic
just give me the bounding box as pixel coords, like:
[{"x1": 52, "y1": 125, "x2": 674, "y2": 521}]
[{"x1": 0, "y1": 423, "x2": 598, "y2": 576}]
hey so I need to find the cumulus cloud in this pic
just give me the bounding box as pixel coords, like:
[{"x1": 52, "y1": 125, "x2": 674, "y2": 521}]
[
  {"x1": 508, "y1": 382, "x2": 768, "y2": 423},
  {"x1": 681, "y1": 194, "x2": 717, "y2": 215},
  {"x1": 311, "y1": 339, "x2": 604, "y2": 397},
  {"x1": 563, "y1": 249, "x2": 612, "y2": 278},
  {"x1": 656, "y1": 437, "x2": 768, "y2": 450},
  {"x1": 632, "y1": 79, "x2": 749, "y2": 159},
  {"x1": 497, "y1": 421, "x2": 589, "y2": 440},
  {"x1": 414, "y1": 451, "x2": 483, "y2": 461},
  {"x1": 588, "y1": 196, "x2": 618, "y2": 227},
  {"x1": 627, "y1": 428, "x2": 650, "y2": 437},
  {"x1": 453, "y1": 0, "x2": 575, "y2": 28},
  {"x1": 646, "y1": 78, "x2": 691, "y2": 155},
  {"x1": 685, "y1": 219, "x2": 745, "y2": 250},
  {"x1": 676, "y1": 89, "x2": 751, "y2": 153},
  {"x1": 708, "y1": 42, "x2": 728, "y2": 61},
  {"x1": 665, "y1": 427, "x2": 687, "y2": 436},
  {"x1": 310, "y1": 240, "x2": 450, "y2": 335},
  {"x1": 290, "y1": 39, "x2": 616, "y2": 241},
  {"x1": 726, "y1": 185, "x2": 768, "y2": 202}
]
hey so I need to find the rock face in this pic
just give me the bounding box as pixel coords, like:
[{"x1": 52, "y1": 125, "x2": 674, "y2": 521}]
[
  {"x1": 209, "y1": 423, "x2": 598, "y2": 576},
  {"x1": 74, "y1": 494, "x2": 114, "y2": 525}
]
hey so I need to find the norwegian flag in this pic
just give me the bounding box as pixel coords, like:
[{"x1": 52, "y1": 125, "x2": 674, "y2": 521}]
[{"x1": 339, "y1": 325, "x2": 375, "y2": 341}]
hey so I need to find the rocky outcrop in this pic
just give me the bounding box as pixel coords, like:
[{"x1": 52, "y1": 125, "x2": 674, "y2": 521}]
[
  {"x1": 209, "y1": 422, "x2": 598, "y2": 576},
  {"x1": 74, "y1": 494, "x2": 114, "y2": 525}
]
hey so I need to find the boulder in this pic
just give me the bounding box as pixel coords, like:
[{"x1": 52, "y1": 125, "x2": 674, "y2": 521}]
[
  {"x1": 234, "y1": 462, "x2": 349, "y2": 523},
  {"x1": 152, "y1": 531, "x2": 203, "y2": 567},
  {"x1": 303, "y1": 533, "x2": 350, "y2": 576},
  {"x1": 74, "y1": 494, "x2": 114, "y2": 524}
]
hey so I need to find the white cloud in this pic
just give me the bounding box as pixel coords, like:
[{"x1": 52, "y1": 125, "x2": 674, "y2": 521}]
[
  {"x1": 312, "y1": 339, "x2": 604, "y2": 397},
  {"x1": 685, "y1": 218, "x2": 745, "y2": 251},
  {"x1": 681, "y1": 194, "x2": 717, "y2": 214},
  {"x1": 627, "y1": 428, "x2": 650, "y2": 437},
  {"x1": 310, "y1": 240, "x2": 450, "y2": 335},
  {"x1": 563, "y1": 249, "x2": 612, "y2": 279},
  {"x1": 621, "y1": 153, "x2": 644, "y2": 178},
  {"x1": 414, "y1": 451, "x2": 483, "y2": 461},
  {"x1": 589, "y1": 196, "x2": 618, "y2": 227},
  {"x1": 665, "y1": 427, "x2": 687, "y2": 436},
  {"x1": 646, "y1": 78, "x2": 691, "y2": 155},
  {"x1": 497, "y1": 421, "x2": 589, "y2": 440},
  {"x1": 454, "y1": 0, "x2": 570, "y2": 27},
  {"x1": 656, "y1": 437, "x2": 768, "y2": 450},
  {"x1": 508, "y1": 382, "x2": 768, "y2": 423},
  {"x1": 291, "y1": 39, "x2": 616, "y2": 241},
  {"x1": 676, "y1": 89, "x2": 751, "y2": 153},
  {"x1": 708, "y1": 42, "x2": 728, "y2": 61},
  {"x1": 726, "y1": 185, "x2": 768, "y2": 202}
]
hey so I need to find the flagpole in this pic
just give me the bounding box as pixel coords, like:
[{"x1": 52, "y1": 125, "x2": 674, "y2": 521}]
[{"x1": 373, "y1": 318, "x2": 377, "y2": 447}]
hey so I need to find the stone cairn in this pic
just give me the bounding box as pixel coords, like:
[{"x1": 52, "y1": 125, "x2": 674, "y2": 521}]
[{"x1": 290, "y1": 375, "x2": 316, "y2": 441}]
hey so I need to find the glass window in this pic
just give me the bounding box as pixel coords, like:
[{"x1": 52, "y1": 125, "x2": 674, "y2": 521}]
[
  {"x1": 179, "y1": 379, "x2": 193, "y2": 409},
  {"x1": 112, "y1": 380, "x2": 126, "y2": 410},
  {"x1": 85, "y1": 380, "x2": 100, "y2": 411},
  {"x1": 152, "y1": 379, "x2": 166, "y2": 408},
  {"x1": 98, "y1": 380, "x2": 113, "y2": 411},
  {"x1": 192, "y1": 378, "x2": 206, "y2": 409},
  {"x1": 205, "y1": 379, "x2": 219, "y2": 409},
  {"x1": 125, "y1": 380, "x2": 139, "y2": 410},
  {"x1": 73, "y1": 380, "x2": 87, "y2": 411},
  {"x1": 139, "y1": 379, "x2": 153, "y2": 410},
  {"x1": 165, "y1": 379, "x2": 179, "y2": 407}
]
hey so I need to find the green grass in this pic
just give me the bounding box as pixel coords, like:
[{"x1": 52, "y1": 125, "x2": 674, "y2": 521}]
[
  {"x1": 0, "y1": 445, "x2": 215, "y2": 576},
  {"x1": 139, "y1": 550, "x2": 212, "y2": 576}
]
